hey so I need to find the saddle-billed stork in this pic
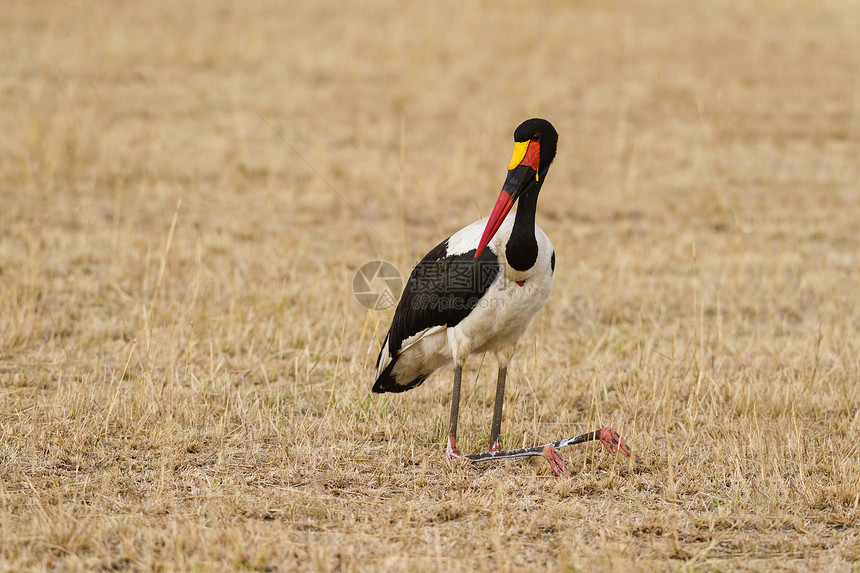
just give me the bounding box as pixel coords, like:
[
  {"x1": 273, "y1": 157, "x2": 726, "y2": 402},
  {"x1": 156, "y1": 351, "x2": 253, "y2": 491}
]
[{"x1": 373, "y1": 118, "x2": 631, "y2": 468}]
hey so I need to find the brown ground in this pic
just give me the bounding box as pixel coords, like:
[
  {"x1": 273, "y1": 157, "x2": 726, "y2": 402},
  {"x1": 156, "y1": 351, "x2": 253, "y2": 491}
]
[{"x1": 2, "y1": 0, "x2": 859, "y2": 570}]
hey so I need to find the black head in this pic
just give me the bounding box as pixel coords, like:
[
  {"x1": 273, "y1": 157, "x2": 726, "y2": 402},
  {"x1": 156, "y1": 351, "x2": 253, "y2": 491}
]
[
  {"x1": 475, "y1": 118, "x2": 559, "y2": 257},
  {"x1": 512, "y1": 118, "x2": 558, "y2": 181}
]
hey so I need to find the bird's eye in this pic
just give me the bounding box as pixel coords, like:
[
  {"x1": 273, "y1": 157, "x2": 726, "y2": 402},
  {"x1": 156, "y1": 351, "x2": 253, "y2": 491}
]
[{"x1": 532, "y1": 133, "x2": 541, "y2": 141}]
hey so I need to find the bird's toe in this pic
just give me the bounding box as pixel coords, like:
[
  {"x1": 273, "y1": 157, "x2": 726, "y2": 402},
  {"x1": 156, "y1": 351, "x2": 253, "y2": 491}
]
[
  {"x1": 598, "y1": 427, "x2": 642, "y2": 463},
  {"x1": 541, "y1": 445, "x2": 570, "y2": 477}
]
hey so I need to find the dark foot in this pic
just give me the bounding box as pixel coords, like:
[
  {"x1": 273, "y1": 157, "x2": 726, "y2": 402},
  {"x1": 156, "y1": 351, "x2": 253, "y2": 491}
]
[
  {"x1": 599, "y1": 427, "x2": 642, "y2": 463},
  {"x1": 542, "y1": 445, "x2": 570, "y2": 477},
  {"x1": 446, "y1": 436, "x2": 463, "y2": 460}
]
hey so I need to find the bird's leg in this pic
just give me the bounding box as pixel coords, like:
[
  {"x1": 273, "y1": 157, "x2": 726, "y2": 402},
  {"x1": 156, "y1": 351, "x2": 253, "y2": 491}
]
[
  {"x1": 488, "y1": 366, "x2": 507, "y2": 452},
  {"x1": 446, "y1": 365, "x2": 463, "y2": 459}
]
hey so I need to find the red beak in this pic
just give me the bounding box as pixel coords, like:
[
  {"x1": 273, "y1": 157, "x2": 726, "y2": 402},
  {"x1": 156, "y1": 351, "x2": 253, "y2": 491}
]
[
  {"x1": 475, "y1": 190, "x2": 514, "y2": 257},
  {"x1": 475, "y1": 139, "x2": 541, "y2": 257},
  {"x1": 475, "y1": 139, "x2": 540, "y2": 259}
]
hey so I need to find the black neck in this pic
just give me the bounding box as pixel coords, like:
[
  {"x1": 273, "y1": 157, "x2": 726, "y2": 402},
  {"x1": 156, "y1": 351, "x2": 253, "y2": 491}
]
[{"x1": 505, "y1": 189, "x2": 539, "y2": 271}]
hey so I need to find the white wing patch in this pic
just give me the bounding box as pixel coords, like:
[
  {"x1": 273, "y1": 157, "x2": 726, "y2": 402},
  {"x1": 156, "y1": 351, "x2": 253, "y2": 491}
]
[
  {"x1": 399, "y1": 325, "x2": 447, "y2": 353},
  {"x1": 374, "y1": 336, "x2": 392, "y2": 380},
  {"x1": 445, "y1": 216, "x2": 522, "y2": 259},
  {"x1": 446, "y1": 218, "x2": 492, "y2": 256}
]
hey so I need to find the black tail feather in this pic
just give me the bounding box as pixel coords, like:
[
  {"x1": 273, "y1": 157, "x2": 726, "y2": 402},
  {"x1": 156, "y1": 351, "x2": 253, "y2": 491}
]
[{"x1": 372, "y1": 358, "x2": 427, "y2": 394}]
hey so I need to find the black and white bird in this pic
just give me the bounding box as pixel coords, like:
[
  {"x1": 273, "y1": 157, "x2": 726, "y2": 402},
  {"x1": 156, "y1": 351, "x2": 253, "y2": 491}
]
[{"x1": 373, "y1": 118, "x2": 559, "y2": 459}]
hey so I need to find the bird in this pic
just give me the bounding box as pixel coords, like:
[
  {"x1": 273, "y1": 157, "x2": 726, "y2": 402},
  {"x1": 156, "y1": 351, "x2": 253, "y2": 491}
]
[{"x1": 372, "y1": 118, "x2": 561, "y2": 460}]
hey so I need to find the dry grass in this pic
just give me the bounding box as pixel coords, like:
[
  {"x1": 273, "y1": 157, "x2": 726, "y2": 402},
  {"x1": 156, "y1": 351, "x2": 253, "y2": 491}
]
[{"x1": 2, "y1": 0, "x2": 860, "y2": 570}]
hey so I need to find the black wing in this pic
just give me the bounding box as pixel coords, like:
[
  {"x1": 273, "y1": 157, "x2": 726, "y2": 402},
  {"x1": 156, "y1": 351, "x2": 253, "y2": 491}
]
[{"x1": 388, "y1": 237, "x2": 500, "y2": 356}]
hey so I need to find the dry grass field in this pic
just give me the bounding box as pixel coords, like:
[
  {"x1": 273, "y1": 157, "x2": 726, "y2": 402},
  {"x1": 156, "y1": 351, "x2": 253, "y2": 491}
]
[{"x1": 2, "y1": 0, "x2": 860, "y2": 570}]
